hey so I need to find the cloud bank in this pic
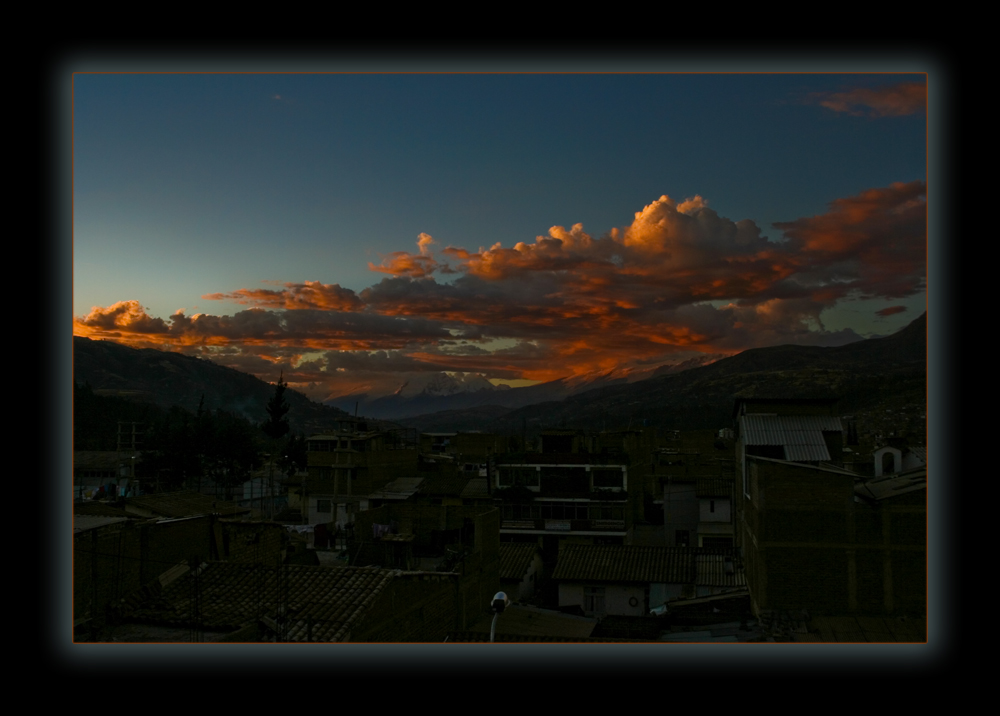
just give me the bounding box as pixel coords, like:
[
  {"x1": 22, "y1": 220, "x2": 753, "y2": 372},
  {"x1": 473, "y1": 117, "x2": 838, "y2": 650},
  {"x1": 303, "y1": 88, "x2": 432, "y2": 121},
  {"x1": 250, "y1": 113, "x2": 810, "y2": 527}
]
[{"x1": 75, "y1": 183, "x2": 926, "y2": 401}]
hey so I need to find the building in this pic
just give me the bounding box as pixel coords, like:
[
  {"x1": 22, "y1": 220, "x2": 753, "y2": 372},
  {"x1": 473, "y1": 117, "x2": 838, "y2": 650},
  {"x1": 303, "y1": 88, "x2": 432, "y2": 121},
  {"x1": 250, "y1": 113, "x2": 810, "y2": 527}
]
[
  {"x1": 494, "y1": 453, "x2": 629, "y2": 552},
  {"x1": 304, "y1": 423, "x2": 418, "y2": 529},
  {"x1": 737, "y1": 455, "x2": 926, "y2": 620},
  {"x1": 499, "y1": 542, "x2": 544, "y2": 603},
  {"x1": 551, "y1": 544, "x2": 745, "y2": 618},
  {"x1": 647, "y1": 441, "x2": 736, "y2": 548},
  {"x1": 347, "y1": 502, "x2": 501, "y2": 628},
  {"x1": 112, "y1": 563, "x2": 473, "y2": 642}
]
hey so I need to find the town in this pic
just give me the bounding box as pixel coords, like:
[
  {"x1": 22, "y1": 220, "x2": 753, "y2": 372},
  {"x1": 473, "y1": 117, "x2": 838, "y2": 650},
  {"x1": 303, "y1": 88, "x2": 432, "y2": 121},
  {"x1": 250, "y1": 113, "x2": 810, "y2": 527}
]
[{"x1": 74, "y1": 388, "x2": 926, "y2": 643}]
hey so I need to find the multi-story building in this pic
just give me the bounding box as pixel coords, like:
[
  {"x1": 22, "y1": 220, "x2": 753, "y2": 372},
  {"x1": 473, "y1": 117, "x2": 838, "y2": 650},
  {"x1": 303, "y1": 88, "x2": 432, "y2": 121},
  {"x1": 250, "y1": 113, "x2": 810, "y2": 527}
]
[
  {"x1": 733, "y1": 397, "x2": 926, "y2": 621},
  {"x1": 304, "y1": 420, "x2": 417, "y2": 528},
  {"x1": 494, "y1": 430, "x2": 631, "y2": 563}
]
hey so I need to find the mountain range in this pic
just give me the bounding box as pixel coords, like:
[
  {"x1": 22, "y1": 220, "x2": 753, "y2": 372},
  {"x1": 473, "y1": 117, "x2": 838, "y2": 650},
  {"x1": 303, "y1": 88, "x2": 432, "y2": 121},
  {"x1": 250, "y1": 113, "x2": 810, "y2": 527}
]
[
  {"x1": 73, "y1": 337, "x2": 350, "y2": 436},
  {"x1": 326, "y1": 354, "x2": 726, "y2": 420},
  {"x1": 396, "y1": 313, "x2": 927, "y2": 437},
  {"x1": 73, "y1": 312, "x2": 926, "y2": 441}
]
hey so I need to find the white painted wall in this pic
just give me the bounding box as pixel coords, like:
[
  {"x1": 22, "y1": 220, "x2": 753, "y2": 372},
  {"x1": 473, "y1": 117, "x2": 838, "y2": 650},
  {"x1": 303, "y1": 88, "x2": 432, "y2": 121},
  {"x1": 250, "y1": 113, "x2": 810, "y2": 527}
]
[{"x1": 699, "y1": 498, "x2": 731, "y2": 523}]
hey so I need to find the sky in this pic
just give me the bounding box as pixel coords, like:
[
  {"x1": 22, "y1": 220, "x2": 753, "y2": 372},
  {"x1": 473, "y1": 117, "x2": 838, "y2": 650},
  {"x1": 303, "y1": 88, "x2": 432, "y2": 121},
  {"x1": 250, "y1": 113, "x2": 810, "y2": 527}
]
[{"x1": 72, "y1": 71, "x2": 928, "y2": 403}]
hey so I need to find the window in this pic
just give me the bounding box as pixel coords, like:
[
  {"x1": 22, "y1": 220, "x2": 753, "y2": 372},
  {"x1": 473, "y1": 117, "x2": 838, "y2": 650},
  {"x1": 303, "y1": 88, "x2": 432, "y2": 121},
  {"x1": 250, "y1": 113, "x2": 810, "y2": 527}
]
[
  {"x1": 591, "y1": 468, "x2": 624, "y2": 489},
  {"x1": 675, "y1": 530, "x2": 690, "y2": 547},
  {"x1": 710, "y1": 500, "x2": 715, "y2": 513},
  {"x1": 584, "y1": 586, "x2": 605, "y2": 615},
  {"x1": 499, "y1": 467, "x2": 540, "y2": 488},
  {"x1": 316, "y1": 500, "x2": 331, "y2": 513}
]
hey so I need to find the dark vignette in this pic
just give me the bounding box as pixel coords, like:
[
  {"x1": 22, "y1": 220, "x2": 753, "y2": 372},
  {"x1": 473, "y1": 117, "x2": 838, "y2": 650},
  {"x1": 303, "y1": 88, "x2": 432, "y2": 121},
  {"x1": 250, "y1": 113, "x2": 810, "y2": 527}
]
[{"x1": 44, "y1": 40, "x2": 960, "y2": 678}]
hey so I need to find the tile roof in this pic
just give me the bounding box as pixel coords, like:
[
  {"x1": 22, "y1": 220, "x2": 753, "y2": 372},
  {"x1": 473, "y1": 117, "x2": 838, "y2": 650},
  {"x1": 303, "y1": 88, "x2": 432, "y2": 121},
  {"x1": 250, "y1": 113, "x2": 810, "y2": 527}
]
[
  {"x1": 740, "y1": 414, "x2": 842, "y2": 462},
  {"x1": 552, "y1": 545, "x2": 692, "y2": 584},
  {"x1": 460, "y1": 477, "x2": 490, "y2": 498},
  {"x1": 131, "y1": 563, "x2": 396, "y2": 642},
  {"x1": 695, "y1": 552, "x2": 746, "y2": 588},
  {"x1": 499, "y1": 542, "x2": 539, "y2": 581},
  {"x1": 124, "y1": 491, "x2": 249, "y2": 518},
  {"x1": 552, "y1": 545, "x2": 742, "y2": 587},
  {"x1": 695, "y1": 477, "x2": 733, "y2": 499}
]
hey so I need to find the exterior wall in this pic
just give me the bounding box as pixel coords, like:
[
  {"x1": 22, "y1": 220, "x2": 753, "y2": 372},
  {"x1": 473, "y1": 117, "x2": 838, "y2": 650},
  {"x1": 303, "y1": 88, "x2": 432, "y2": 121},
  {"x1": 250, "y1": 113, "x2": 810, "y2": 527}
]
[
  {"x1": 873, "y1": 446, "x2": 903, "y2": 476},
  {"x1": 557, "y1": 582, "x2": 648, "y2": 617},
  {"x1": 663, "y1": 480, "x2": 699, "y2": 546},
  {"x1": 649, "y1": 582, "x2": 686, "y2": 608},
  {"x1": 699, "y1": 497, "x2": 731, "y2": 523},
  {"x1": 739, "y1": 456, "x2": 924, "y2": 617}
]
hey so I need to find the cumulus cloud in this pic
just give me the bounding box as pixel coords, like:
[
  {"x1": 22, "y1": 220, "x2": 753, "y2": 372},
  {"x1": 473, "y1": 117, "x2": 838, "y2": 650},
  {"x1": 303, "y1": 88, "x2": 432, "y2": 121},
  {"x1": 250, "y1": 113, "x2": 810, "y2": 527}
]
[
  {"x1": 812, "y1": 81, "x2": 926, "y2": 117},
  {"x1": 78, "y1": 183, "x2": 925, "y2": 397}
]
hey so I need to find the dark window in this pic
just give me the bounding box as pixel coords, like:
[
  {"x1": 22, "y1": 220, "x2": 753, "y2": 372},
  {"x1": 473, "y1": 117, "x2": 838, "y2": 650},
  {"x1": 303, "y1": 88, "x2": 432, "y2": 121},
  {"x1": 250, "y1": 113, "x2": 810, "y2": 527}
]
[
  {"x1": 317, "y1": 500, "x2": 331, "y2": 513},
  {"x1": 676, "y1": 530, "x2": 690, "y2": 547}
]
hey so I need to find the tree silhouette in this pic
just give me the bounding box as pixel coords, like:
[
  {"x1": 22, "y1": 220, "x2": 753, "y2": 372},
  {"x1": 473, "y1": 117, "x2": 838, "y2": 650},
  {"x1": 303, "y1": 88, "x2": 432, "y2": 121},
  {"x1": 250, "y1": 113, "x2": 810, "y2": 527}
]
[{"x1": 261, "y1": 372, "x2": 291, "y2": 518}]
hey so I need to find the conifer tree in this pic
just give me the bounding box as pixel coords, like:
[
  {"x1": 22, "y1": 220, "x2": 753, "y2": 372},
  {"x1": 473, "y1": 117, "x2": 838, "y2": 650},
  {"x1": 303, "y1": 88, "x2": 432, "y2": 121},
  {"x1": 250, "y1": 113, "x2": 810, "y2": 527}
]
[{"x1": 262, "y1": 372, "x2": 290, "y2": 518}]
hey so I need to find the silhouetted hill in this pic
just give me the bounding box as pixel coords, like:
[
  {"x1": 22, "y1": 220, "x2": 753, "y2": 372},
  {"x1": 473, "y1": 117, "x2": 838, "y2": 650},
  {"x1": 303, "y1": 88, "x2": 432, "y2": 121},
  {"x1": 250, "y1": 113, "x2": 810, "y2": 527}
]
[
  {"x1": 73, "y1": 337, "x2": 350, "y2": 435},
  {"x1": 399, "y1": 313, "x2": 927, "y2": 436}
]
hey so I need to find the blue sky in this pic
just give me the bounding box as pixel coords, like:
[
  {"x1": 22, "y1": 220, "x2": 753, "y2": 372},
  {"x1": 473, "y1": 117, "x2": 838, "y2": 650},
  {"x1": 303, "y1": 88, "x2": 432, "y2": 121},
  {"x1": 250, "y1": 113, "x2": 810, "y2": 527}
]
[{"x1": 73, "y1": 70, "x2": 928, "y2": 400}]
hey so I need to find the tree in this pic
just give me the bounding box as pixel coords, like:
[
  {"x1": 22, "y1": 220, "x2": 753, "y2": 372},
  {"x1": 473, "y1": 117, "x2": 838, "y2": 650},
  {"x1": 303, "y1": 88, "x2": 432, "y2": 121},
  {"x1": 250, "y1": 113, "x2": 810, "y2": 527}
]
[
  {"x1": 261, "y1": 372, "x2": 291, "y2": 518},
  {"x1": 262, "y1": 372, "x2": 291, "y2": 442}
]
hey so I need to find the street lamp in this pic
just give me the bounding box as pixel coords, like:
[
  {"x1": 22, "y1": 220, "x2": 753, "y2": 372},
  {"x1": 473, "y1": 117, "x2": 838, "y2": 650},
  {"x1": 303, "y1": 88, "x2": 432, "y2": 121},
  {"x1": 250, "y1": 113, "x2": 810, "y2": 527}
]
[{"x1": 489, "y1": 591, "x2": 509, "y2": 643}]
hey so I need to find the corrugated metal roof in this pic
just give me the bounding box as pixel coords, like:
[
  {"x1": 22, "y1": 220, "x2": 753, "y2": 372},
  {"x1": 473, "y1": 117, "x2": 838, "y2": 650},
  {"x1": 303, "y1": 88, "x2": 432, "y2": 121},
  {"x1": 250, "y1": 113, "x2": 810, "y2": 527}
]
[
  {"x1": 73, "y1": 515, "x2": 130, "y2": 533},
  {"x1": 740, "y1": 414, "x2": 842, "y2": 462},
  {"x1": 695, "y1": 552, "x2": 746, "y2": 588},
  {"x1": 855, "y1": 469, "x2": 927, "y2": 501},
  {"x1": 369, "y1": 477, "x2": 423, "y2": 499}
]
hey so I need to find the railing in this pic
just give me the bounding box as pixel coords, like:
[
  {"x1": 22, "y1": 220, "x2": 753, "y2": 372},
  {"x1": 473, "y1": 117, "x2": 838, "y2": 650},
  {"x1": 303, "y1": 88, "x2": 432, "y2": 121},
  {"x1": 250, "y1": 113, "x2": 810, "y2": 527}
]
[{"x1": 500, "y1": 518, "x2": 626, "y2": 532}]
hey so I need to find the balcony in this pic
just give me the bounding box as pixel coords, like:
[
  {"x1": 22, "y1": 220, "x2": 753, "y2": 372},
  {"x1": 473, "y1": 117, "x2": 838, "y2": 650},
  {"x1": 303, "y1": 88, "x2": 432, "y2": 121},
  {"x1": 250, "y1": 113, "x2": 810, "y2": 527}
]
[{"x1": 500, "y1": 518, "x2": 626, "y2": 533}]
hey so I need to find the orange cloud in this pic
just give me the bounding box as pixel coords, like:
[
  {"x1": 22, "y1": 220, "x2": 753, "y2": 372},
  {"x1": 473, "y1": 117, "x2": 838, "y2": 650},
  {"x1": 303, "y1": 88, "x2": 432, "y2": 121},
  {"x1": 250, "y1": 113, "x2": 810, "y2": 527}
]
[
  {"x1": 876, "y1": 305, "x2": 907, "y2": 317},
  {"x1": 774, "y1": 180, "x2": 926, "y2": 299},
  {"x1": 813, "y1": 81, "x2": 926, "y2": 117},
  {"x1": 203, "y1": 281, "x2": 363, "y2": 311},
  {"x1": 85, "y1": 184, "x2": 923, "y2": 396}
]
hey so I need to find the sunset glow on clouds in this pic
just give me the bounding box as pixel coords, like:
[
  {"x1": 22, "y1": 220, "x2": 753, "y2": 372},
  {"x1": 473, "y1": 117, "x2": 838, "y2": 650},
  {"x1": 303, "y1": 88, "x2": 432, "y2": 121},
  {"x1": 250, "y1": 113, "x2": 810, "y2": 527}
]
[
  {"x1": 74, "y1": 182, "x2": 926, "y2": 401},
  {"x1": 812, "y1": 81, "x2": 926, "y2": 117}
]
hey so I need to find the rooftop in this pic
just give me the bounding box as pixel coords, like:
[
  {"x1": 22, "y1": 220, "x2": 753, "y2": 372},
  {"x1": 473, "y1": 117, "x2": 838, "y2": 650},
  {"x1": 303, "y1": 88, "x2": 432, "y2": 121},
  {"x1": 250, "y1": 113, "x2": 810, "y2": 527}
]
[
  {"x1": 499, "y1": 542, "x2": 539, "y2": 581},
  {"x1": 552, "y1": 545, "x2": 744, "y2": 588},
  {"x1": 739, "y1": 414, "x2": 843, "y2": 462},
  {"x1": 855, "y1": 468, "x2": 927, "y2": 501},
  {"x1": 128, "y1": 563, "x2": 397, "y2": 642},
  {"x1": 124, "y1": 491, "x2": 250, "y2": 518}
]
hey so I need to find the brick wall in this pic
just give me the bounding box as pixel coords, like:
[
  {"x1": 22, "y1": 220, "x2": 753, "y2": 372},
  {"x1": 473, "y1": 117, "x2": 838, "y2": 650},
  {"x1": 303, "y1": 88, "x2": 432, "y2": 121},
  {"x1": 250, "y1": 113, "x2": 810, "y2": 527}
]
[{"x1": 740, "y1": 456, "x2": 925, "y2": 617}]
